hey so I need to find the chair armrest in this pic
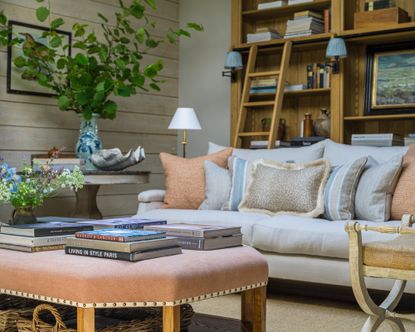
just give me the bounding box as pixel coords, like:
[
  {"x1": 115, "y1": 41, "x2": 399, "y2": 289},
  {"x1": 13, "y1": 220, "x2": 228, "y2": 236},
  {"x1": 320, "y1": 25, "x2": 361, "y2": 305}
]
[{"x1": 138, "y1": 190, "x2": 165, "y2": 203}]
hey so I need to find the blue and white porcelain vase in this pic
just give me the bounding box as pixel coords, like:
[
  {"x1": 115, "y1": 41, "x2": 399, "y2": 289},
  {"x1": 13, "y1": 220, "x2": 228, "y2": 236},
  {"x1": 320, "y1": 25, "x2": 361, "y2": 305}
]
[{"x1": 76, "y1": 114, "x2": 102, "y2": 170}]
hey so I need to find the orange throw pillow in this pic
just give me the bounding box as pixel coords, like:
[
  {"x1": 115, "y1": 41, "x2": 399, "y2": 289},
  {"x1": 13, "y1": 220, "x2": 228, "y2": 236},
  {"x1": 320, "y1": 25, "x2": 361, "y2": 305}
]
[
  {"x1": 160, "y1": 148, "x2": 233, "y2": 209},
  {"x1": 391, "y1": 145, "x2": 415, "y2": 220}
]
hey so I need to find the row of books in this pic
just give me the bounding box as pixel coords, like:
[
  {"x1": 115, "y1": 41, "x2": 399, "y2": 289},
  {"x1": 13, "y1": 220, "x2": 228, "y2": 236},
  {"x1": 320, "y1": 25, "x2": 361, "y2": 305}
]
[
  {"x1": 351, "y1": 134, "x2": 404, "y2": 147},
  {"x1": 257, "y1": 0, "x2": 313, "y2": 10},
  {"x1": 307, "y1": 63, "x2": 331, "y2": 89},
  {"x1": 364, "y1": 0, "x2": 395, "y2": 11}
]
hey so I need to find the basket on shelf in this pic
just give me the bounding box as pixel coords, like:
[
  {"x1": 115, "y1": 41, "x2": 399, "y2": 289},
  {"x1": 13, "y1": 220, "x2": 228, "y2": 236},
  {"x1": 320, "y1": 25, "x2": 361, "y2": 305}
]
[{"x1": 17, "y1": 303, "x2": 194, "y2": 332}]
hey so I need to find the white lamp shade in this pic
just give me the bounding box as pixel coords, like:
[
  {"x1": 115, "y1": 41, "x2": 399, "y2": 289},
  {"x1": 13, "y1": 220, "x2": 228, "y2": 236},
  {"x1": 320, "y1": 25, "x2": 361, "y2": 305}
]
[{"x1": 168, "y1": 108, "x2": 202, "y2": 130}]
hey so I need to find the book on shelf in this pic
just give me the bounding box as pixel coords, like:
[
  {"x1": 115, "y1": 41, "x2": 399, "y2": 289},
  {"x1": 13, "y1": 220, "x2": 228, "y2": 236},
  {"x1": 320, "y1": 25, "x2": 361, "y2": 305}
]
[
  {"x1": 352, "y1": 134, "x2": 404, "y2": 147},
  {"x1": 0, "y1": 222, "x2": 94, "y2": 237},
  {"x1": 288, "y1": 0, "x2": 313, "y2": 4},
  {"x1": 144, "y1": 223, "x2": 241, "y2": 238},
  {"x1": 251, "y1": 78, "x2": 278, "y2": 88},
  {"x1": 364, "y1": 0, "x2": 395, "y2": 11},
  {"x1": 324, "y1": 8, "x2": 331, "y2": 33},
  {"x1": 177, "y1": 234, "x2": 243, "y2": 250},
  {"x1": 75, "y1": 229, "x2": 166, "y2": 242},
  {"x1": 307, "y1": 63, "x2": 330, "y2": 89},
  {"x1": 291, "y1": 136, "x2": 326, "y2": 146},
  {"x1": 284, "y1": 15, "x2": 324, "y2": 38},
  {"x1": 285, "y1": 84, "x2": 306, "y2": 92},
  {"x1": 294, "y1": 10, "x2": 323, "y2": 20},
  {"x1": 76, "y1": 217, "x2": 167, "y2": 230},
  {"x1": 0, "y1": 233, "x2": 69, "y2": 247},
  {"x1": 258, "y1": 0, "x2": 288, "y2": 10},
  {"x1": 66, "y1": 236, "x2": 179, "y2": 253},
  {"x1": 0, "y1": 243, "x2": 65, "y2": 253},
  {"x1": 65, "y1": 245, "x2": 182, "y2": 262},
  {"x1": 247, "y1": 31, "x2": 281, "y2": 43},
  {"x1": 250, "y1": 140, "x2": 291, "y2": 149}
]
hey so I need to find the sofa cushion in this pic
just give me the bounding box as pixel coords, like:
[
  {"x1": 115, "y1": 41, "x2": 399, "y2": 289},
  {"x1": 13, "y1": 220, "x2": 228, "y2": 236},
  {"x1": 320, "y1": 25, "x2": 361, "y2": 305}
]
[
  {"x1": 251, "y1": 216, "x2": 400, "y2": 259},
  {"x1": 199, "y1": 161, "x2": 231, "y2": 210},
  {"x1": 323, "y1": 139, "x2": 408, "y2": 166},
  {"x1": 208, "y1": 141, "x2": 326, "y2": 163},
  {"x1": 223, "y1": 157, "x2": 252, "y2": 211},
  {"x1": 239, "y1": 159, "x2": 330, "y2": 217},
  {"x1": 137, "y1": 209, "x2": 271, "y2": 246}
]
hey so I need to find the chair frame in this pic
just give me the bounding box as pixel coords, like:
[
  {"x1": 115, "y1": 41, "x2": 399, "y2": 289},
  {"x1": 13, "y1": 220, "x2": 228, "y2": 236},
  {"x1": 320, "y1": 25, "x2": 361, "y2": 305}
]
[{"x1": 346, "y1": 215, "x2": 415, "y2": 332}]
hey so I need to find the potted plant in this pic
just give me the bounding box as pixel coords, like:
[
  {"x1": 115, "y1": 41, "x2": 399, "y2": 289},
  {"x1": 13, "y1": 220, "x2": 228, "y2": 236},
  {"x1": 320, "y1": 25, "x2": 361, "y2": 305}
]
[
  {"x1": 0, "y1": 157, "x2": 84, "y2": 224},
  {"x1": 0, "y1": 0, "x2": 202, "y2": 169}
]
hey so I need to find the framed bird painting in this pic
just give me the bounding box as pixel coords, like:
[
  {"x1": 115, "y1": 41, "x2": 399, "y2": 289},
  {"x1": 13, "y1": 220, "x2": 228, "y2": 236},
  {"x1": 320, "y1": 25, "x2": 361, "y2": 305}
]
[{"x1": 7, "y1": 20, "x2": 72, "y2": 96}]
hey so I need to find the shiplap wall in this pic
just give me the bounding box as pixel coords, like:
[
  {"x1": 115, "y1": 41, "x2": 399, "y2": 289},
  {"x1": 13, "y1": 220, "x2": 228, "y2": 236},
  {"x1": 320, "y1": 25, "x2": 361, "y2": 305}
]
[{"x1": 0, "y1": 0, "x2": 179, "y2": 221}]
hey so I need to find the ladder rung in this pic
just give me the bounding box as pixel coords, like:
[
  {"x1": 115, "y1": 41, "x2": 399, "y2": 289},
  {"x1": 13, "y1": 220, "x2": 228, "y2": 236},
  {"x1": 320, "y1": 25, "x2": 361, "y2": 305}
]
[
  {"x1": 248, "y1": 71, "x2": 280, "y2": 78},
  {"x1": 239, "y1": 132, "x2": 270, "y2": 137},
  {"x1": 244, "y1": 101, "x2": 275, "y2": 107}
]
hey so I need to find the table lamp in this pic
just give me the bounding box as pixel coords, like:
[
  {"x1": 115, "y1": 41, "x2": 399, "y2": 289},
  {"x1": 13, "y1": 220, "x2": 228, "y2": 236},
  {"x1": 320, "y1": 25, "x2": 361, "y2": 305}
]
[
  {"x1": 168, "y1": 108, "x2": 202, "y2": 158},
  {"x1": 326, "y1": 37, "x2": 347, "y2": 74}
]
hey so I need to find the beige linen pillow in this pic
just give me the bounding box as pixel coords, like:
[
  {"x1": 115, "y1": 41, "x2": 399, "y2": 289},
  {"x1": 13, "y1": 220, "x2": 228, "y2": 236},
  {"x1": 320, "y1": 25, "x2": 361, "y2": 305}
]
[
  {"x1": 160, "y1": 149, "x2": 232, "y2": 209},
  {"x1": 239, "y1": 159, "x2": 331, "y2": 217}
]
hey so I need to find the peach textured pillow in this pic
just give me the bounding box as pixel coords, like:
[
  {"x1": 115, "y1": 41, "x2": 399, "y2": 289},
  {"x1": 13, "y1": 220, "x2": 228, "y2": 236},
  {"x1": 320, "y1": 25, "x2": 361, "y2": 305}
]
[
  {"x1": 160, "y1": 148, "x2": 232, "y2": 209},
  {"x1": 391, "y1": 145, "x2": 415, "y2": 220}
]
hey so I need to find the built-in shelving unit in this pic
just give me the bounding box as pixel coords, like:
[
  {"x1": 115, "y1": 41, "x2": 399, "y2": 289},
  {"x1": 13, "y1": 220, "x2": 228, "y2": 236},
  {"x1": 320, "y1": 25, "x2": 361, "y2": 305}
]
[{"x1": 231, "y1": 0, "x2": 415, "y2": 145}]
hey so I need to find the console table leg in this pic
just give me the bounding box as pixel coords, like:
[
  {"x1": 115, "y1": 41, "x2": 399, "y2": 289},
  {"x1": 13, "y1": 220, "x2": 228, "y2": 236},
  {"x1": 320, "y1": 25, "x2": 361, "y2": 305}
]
[
  {"x1": 73, "y1": 185, "x2": 103, "y2": 219},
  {"x1": 163, "y1": 305, "x2": 180, "y2": 332},
  {"x1": 241, "y1": 286, "x2": 266, "y2": 332},
  {"x1": 77, "y1": 307, "x2": 95, "y2": 332}
]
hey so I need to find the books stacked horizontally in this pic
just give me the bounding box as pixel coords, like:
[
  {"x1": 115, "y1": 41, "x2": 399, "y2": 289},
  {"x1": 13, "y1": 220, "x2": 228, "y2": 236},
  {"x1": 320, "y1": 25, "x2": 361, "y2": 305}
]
[
  {"x1": 258, "y1": 0, "x2": 287, "y2": 10},
  {"x1": 288, "y1": 0, "x2": 313, "y2": 4},
  {"x1": 307, "y1": 63, "x2": 330, "y2": 89},
  {"x1": 247, "y1": 27, "x2": 281, "y2": 43},
  {"x1": 144, "y1": 223, "x2": 242, "y2": 250},
  {"x1": 364, "y1": 0, "x2": 395, "y2": 11},
  {"x1": 32, "y1": 156, "x2": 86, "y2": 171},
  {"x1": 65, "y1": 229, "x2": 182, "y2": 262},
  {"x1": 285, "y1": 11, "x2": 324, "y2": 39},
  {"x1": 0, "y1": 222, "x2": 93, "y2": 252},
  {"x1": 404, "y1": 134, "x2": 415, "y2": 146},
  {"x1": 250, "y1": 78, "x2": 278, "y2": 95},
  {"x1": 76, "y1": 217, "x2": 167, "y2": 230},
  {"x1": 352, "y1": 134, "x2": 404, "y2": 147}
]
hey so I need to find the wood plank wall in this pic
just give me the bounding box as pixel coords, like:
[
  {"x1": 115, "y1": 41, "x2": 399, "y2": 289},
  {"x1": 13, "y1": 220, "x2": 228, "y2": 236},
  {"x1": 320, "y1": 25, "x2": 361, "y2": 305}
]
[{"x1": 0, "y1": 0, "x2": 179, "y2": 221}]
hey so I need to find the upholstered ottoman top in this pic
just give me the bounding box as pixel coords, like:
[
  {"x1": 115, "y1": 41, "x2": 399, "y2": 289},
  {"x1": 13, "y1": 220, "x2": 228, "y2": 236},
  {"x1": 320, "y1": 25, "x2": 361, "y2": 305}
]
[{"x1": 0, "y1": 247, "x2": 268, "y2": 308}]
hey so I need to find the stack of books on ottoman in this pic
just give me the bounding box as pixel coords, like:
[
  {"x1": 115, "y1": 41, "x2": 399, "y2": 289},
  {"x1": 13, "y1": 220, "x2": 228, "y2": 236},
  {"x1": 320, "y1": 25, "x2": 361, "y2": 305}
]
[
  {"x1": 144, "y1": 223, "x2": 243, "y2": 250},
  {"x1": 0, "y1": 222, "x2": 94, "y2": 252}
]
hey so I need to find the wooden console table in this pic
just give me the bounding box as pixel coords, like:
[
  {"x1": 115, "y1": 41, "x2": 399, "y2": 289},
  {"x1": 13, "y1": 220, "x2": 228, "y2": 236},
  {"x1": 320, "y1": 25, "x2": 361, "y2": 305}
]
[{"x1": 73, "y1": 171, "x2": 150, "y2": 219}]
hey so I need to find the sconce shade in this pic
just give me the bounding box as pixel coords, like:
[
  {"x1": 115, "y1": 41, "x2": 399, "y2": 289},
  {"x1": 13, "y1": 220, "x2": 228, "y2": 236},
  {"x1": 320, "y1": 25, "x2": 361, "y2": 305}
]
[
  {"x1": 224, "y1": 51, "x2": 243, "y2": 69},
  {"x1": 326, "y1": 37, "x2": 347, "y2": 58},
  {"x1": 168, "y1": 108, "x2": 202, "y2": 130}
]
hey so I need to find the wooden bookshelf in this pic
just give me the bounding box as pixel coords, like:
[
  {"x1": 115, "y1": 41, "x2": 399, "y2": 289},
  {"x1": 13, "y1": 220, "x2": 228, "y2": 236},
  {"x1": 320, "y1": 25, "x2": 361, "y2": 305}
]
[
  {"x1": 344, "y1": 114, "x2": 415, "y2": 121},
  {"x1": 250, "y1": 88, "x2": 330, "y2": 99}
]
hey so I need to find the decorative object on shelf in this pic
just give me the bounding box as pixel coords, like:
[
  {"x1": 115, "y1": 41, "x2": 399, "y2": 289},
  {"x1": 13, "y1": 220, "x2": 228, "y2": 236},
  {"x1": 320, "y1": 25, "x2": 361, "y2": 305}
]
[
  {"x1": 303, "y1": 113, "x2": 314, "y2": 137},
  {"x1": 325, "y1": 37, "x2": 347, "y2": 74},
  {"x1": 314, "y1": 108, "x2": 330, "y2": 137},
  {"x1": 168, "y1": 108, "x2": 202, "y2": 158},
  {"x1": 0, "y1": 157, "x2": 84, "y2": 225},
  {"x1": 76, "y1": 114, "x2": 102, "y2": 170},
  {"x1": 365, "y1": 43, "x2": 415, "y2": 115},
  {"x1": 91, "y1": 147, "x2": 145, "y2": 171},
  {"x1": 355, "y1": 7, "x2": 409, "y2": 30},
  {"x1": 223, "y1": 51, "x2": 243, "y2": 82},
  {"x1": 6, "y1": 21, "x2": 71, "y2": 97}
]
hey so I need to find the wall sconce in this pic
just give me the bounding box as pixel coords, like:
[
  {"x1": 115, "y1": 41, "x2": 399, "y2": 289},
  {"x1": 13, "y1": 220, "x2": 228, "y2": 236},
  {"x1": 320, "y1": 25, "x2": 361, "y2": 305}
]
[
  {"x1": 222, "y1": 51, "x2": 243, "y2": 83},
  {"x1": 325, "y1": 37, "x2": 347, "y2": 74}
]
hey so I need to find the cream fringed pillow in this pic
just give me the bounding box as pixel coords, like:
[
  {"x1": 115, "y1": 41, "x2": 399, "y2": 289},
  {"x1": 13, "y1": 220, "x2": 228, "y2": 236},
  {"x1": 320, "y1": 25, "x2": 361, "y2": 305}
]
[
  {"x1": 160, "y1": 149, "x2": 232, "y2": 210},
  {"x1": 239, "y1": 159, "x2": 331, "y2": 217}
]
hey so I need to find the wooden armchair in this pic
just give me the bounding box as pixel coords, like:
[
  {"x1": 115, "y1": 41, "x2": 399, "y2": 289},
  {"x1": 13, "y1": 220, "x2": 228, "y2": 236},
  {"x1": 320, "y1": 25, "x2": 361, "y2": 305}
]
[{"x1": 346, "y1": 215, "x2": 415, "y2": 332}]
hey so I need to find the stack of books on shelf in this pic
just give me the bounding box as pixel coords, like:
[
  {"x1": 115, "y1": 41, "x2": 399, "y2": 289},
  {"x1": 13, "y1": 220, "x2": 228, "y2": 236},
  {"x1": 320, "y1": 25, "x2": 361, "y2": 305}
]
[
  {"x1": 247, "y1": 27, "x2": 281, "y2": 43},
  {"x1": 351, "y1": 133, "x2": 404, "y2": 147},
  {"x1": 65, "y1": 229, "x2": 182, "y2": 262},
  {"x1": 144, "y1": 223, "x2": 243, "y2": 250},
  {"x1": 0, "y1": 222, "x2": 93, "y2": 252},
  {"x1": 32, "y1": 155, "x2": 86, "y2": 171},
  {"x1": 250, "y1": 78, "x2": 278, "y2": 95},
  {"x1": 364, "y1": 0, "x2": 395, "y2": 11},
  {"x1": 288, "y1": 0, "x2": 313, "y2": 4},
  {"x1": 258, "y1": 0, "x2": 287, "y2": 10},
  {"x1": 285, "y1": 11, "x2": 324, "y2": 38},
  {"x1": 294, "y1": 10, "x2": 331, "y2": 33},
  {"x1": 285, "y1": 83, "x2": 306, "y2": 92},
  {"x1": 404, "y1": 134, "x2": 415, "y2": 146},
  {"x1": 307, "y1": 63, "x2": 330, "y2": 89}
]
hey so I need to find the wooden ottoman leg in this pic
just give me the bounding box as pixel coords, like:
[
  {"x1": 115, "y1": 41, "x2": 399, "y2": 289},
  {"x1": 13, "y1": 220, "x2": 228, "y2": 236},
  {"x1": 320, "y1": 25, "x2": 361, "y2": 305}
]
[
  {"x1": 241, "y1": 286, "x2": 266, "y2": 332},
  {"x1": 77, "y1": 307, "x2": 95, "y2": 332},
  {"x1": 163, "y1": 305, "x2": 180, "y2": 332}
]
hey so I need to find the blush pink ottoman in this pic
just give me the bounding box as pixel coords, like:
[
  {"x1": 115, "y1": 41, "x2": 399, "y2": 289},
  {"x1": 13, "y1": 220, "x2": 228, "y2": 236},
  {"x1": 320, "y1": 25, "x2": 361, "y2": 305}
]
[{"x1": 0, "y1": 246, "x2": 268, "y2": 332}]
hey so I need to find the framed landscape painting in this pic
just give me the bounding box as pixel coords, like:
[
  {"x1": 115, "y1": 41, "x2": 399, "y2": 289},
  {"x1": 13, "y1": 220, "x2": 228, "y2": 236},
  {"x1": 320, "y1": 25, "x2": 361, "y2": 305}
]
[
  {"x1": 365, "y1": 43, "x2": 415, "y2": 115},
  {"x1": 7, "y1": 20, "x2": 72, "y2": 97}
]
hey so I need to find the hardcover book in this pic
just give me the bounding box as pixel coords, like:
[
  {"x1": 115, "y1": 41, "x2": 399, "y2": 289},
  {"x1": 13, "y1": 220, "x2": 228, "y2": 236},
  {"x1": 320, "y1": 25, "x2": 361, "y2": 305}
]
[
  {"x1": 76, "y1": 217, "x2": 167, "y2": 230},
  {"x1": 75, "y1": 229, "x2": 166, "y2": 242},
  {"x1": 0, "y1": 243, "x2": 64, "y2": 252},
  {"x1": 65, "y1": 245, "x2": 182, "y2": 262},
  {"x1": 177, "y1": 234, "x2": 243, "y2": 250},
  {"x1": 144, "y1": 223, "x2": 241, "y2": 238},
  {"x1": 0, "y1": 234, "x2": 70, "y2": 247},
  {"x1": 0, "y1": 222, "x2": 94, "y2": 237}
]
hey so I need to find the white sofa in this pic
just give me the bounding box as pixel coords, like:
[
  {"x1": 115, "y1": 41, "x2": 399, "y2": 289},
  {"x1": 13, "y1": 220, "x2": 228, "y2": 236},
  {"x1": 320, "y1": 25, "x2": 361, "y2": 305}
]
[{"x1": 136, "y1": 140, "x2": 415, "y2": 293}]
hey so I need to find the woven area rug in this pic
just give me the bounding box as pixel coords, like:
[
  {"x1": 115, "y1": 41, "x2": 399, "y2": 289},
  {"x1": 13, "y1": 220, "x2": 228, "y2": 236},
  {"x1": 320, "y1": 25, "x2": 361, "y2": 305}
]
[{"x1": 192, "y1": 293, "x2": 415, "y2": 332}]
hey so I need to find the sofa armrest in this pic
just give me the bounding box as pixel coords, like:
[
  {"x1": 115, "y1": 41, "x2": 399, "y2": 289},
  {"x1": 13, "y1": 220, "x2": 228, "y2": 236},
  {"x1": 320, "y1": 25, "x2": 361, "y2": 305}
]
[{"x1": 138, "y1": 190, "x2": 165, "y2": 203}]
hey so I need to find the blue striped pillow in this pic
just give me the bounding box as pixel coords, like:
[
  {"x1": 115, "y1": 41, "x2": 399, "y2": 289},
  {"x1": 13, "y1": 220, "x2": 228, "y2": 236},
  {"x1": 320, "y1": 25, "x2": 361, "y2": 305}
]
[
  {"x1": 324, "y1": 157, "x2": 368, "y2": 221},
  {"x1": 223, "y1": 157, "x2": 252, "y2": 211}
]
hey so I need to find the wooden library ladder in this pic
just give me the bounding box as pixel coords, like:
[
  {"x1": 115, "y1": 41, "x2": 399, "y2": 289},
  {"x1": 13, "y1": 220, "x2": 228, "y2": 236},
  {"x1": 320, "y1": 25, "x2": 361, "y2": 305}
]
[{"x1": 233, "y1": 41, "x2": 292, "y2": 149}]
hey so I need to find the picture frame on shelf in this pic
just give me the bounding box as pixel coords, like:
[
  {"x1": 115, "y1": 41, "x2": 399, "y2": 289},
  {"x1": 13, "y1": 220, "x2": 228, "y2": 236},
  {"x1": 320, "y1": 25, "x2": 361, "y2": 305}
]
[
  {"x1": 365, "y1": 42, "x2": 415, "y2": 115},
  {"x1": 7, "y1": 20, "x2": 72, "y2": 97}
]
